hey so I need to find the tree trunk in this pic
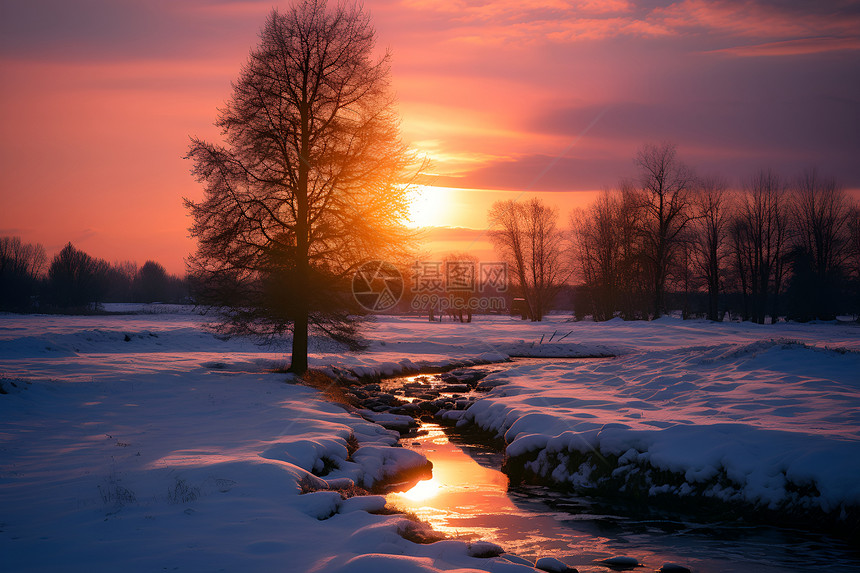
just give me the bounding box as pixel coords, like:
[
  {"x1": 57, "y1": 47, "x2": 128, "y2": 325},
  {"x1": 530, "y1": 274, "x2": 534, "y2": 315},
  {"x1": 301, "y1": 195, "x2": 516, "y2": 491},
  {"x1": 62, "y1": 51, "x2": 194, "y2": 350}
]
[
  {"x1": 290, "y1": 101, "x2": 311, "y2": 375},
  {"x1": 708, "y1": 282, "x2": 719, "y2": 322},
  {"x1": 290, "y1": 312, "x2": 309, "y2": 374},
  {"x1": 653, "y1": 270, "x2": 664, "y2": 319}
]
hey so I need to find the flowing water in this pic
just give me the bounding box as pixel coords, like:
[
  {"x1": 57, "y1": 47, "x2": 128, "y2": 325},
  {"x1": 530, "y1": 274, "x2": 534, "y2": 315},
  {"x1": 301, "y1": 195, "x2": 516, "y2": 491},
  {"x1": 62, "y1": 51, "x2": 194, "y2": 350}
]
[{"x1": 381, "y1": 362, "x2": 860, "y2": 573}]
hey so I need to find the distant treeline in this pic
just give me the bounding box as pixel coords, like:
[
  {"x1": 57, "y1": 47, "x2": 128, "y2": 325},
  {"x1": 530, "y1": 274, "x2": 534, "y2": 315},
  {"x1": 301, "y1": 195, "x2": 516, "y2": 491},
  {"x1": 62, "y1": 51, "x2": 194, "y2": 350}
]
[
  {"x1": 5, "y1": 141, "x2": 859, "y2": 323},
  {"x1": 568, "y1": 145, "x2": 860, "y2": 323},
  {"x1": 486, "y1": 142, "x2": 859, "y2": 323},
  {"x1": 480, "y1": 143, "x2": 860, "y2": 324},
  {"x1": 0, "y1": 239, "x2": 189, "y2": 312}
]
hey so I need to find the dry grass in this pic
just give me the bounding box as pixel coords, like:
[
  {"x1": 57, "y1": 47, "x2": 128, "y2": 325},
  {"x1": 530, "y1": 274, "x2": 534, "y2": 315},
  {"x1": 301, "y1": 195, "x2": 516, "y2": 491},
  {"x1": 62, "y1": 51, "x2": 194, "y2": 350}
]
[
  {"x1": 300, "y1": 369, "x2": 357, "y2": 406},
  {"x1": 298, "y1": 474, "x2": 372, "y2": 499}
]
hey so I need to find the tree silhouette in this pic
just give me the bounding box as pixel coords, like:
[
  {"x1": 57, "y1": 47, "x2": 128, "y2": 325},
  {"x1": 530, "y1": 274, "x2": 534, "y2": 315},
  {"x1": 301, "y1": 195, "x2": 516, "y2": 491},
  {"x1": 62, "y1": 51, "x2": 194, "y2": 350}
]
[
  {"x1": 629, "y1": 142, "x2": 695, "y2": 318},
  {"x1": 786, "y1": 169, "x2": 852, "y2": 321},
  {"x1": 489, "y1": 198, "x2": 565, "y2": 321},
  {"x1": 47, "y1": 243, "x2": 109, "y2": 310},
  {"x1": 185, "y1": 1, "x2": 417, "y2": 373},
  {"x1": 690, "y1": 176, "x2": 731, "y2": 321},
  {"x1": 847, "y1": 206, "x2": 860, "y2": 318},
  {"x1": 443, "y1": 251, "x2": 478, "y2": 323},
  {"x1": 729, "y1": 170, "x2": 790, "y2": 323},
  {"x1": 572, "y1": 191, "x2": 627, "y2": 320},
  {"x1": 0, "y1": 236, "x2": 46, "y2": 311},
  {"x1": 133, "y1": 261, "x2": 173, "y2": 302}
]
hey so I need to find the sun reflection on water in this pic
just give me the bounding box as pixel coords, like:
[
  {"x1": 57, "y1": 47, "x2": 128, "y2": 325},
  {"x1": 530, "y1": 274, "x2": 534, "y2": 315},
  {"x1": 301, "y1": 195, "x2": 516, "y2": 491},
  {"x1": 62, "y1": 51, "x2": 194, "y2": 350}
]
[
  {"x1": 399, "y1": 478, "x2": 442, "y2": 501},
  {"x1": 386, "y1": 423, "x2": 514, "y2": 540},
  {"x1": 383, "y1": 423, "x2": 698, "y2": 570}
]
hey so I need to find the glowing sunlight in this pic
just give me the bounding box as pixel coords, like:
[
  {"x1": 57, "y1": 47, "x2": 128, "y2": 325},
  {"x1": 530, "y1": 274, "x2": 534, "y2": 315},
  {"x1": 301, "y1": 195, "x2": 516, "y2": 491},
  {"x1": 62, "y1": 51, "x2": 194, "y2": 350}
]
[
  {"x1": 407, "y1": 185, "x2": 454, "y2": 228},
  {"x1": 399, "y1": 478, "x2": 442, "y2": 501}
]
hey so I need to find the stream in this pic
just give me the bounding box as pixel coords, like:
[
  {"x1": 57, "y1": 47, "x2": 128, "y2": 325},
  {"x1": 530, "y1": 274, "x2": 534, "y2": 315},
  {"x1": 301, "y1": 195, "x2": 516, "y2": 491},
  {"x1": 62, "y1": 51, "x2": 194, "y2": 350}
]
[{"x1": 372, "y1": 361, "x2": 860, "y2": 573}]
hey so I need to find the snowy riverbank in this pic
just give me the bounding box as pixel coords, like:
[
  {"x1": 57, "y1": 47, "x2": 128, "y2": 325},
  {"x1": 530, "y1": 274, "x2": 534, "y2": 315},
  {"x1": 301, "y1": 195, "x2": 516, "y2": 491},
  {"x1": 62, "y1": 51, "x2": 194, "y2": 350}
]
[
  {"x1": 2, "y1": 308, "x2": 859, "y2": 570},
  {"x1": 0, "y1": 311, "x2": 511, "y2": 572},
  {"x1": 451, "y1": 342, "x2": 860, "y2": 529}
]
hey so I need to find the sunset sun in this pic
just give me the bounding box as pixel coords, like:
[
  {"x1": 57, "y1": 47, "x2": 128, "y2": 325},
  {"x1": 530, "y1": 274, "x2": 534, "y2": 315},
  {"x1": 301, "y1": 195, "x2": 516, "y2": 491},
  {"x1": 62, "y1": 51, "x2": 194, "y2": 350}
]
[
  {"x1": 398, "y1": 478, "x2": 442, "y2": 502},
  {"x1": 408, "y1": 185, "x2": 453, "y2": 228}
]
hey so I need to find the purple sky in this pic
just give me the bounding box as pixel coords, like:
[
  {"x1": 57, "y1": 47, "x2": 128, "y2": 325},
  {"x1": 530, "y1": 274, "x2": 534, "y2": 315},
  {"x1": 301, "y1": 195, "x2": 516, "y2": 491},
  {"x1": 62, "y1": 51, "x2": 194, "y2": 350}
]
[{"x1": 1, "y1": 0, "x2": 858, "y2": 272}]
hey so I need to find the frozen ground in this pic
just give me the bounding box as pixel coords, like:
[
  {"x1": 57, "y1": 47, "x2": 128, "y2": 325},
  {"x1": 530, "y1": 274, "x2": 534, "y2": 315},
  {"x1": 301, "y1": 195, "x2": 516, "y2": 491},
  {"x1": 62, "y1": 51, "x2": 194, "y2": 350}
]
[
  {"x1": 457, "y1": 341, "x2": 860, "y2": 516},
  {"x1": 2, "y1": 306, "x2": 859, "y2": 571}
]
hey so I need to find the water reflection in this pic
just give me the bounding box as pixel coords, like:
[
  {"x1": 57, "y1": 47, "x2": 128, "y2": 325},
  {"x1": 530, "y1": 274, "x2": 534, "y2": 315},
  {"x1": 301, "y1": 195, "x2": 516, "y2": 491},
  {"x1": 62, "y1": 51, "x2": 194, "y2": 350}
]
[
  {"x1": 387, "y1": 423, "x2": 859, "y2": 573},
  {"x1": 387, "y1": 423, "x2": 671, "y2": 571},
  {"x1": 387, "y1": 425, "x2": 512, "y2": 539}
]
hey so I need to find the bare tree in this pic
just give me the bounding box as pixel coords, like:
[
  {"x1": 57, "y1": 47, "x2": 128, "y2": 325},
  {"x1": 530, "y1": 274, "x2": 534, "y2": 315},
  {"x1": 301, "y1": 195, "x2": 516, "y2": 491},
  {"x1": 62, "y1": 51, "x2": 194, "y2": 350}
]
[
  {"x1": 690, "y1": 176, "x2": 732, "y2": 321},
  {"x1": 847, "y1": 206, "x2": 860, "y2": 318},
  {"x1": 670, "y1": 227, "x2": 699, "y2": 319},
  {"x1": 0, "y1": 236, "x2": 46, "y2": 310},
  {"x1": 571, "y1": 185, "x2": 651, "y2": 321},
  {"x1": 571, "y1": 194, "x2": 615, "y2": 321},
  {"x1": 185, "y1": 1, "x2": 418, "y2": 373},
  {"x1": 489, "y1": 198, "x2": 566, "y2": 321},
  {"x1": 629, "y1": 142, "x2": 696, "y2": 318},
  {"x1": 443, "y1": 251, "x2": 479, "y2": 323},
  {"x1": 571, "y1": 190, "x2": 630, "y2": 320},
  {"x1": 786, "y1": 168, "x2": 852, "y2": 320},
  {"x1": 104, "y1": 261, "x2": 137, "y2": 303},
  {"x1": 133, "y1": 261, "x2": 187, "y2": 303},
  {"x1": 47, "y1": 243, "x2": 109, "y2": 310},
  {"x1": 729, "y1": 170, "x2": 790, "y2": 324}
]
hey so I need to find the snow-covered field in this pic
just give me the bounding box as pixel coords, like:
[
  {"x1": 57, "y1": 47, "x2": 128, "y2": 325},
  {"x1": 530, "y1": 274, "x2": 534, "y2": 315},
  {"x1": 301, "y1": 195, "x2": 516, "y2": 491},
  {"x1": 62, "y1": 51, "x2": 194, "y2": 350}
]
[
  {"x1": 456, "y1": 342, "x2": 860, "y2": 516},
  {"x1": 2, "y1": 307, "x2": 859, "y2": 571}
]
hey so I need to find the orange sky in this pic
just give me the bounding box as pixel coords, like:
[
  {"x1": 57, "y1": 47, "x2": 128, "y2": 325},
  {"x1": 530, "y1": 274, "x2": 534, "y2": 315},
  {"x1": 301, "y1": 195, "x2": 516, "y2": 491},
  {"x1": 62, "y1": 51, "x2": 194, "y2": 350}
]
[{"x1": 1, "y1": 0, "x2": 859, "y2": 274}]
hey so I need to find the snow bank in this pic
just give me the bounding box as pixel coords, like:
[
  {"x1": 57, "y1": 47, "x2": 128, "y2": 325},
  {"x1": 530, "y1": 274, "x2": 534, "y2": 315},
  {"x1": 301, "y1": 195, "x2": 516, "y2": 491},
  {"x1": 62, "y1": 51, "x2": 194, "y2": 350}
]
[
  {"x1": 352, "y1": 446, "x2": 432, "y2": 489},
  {"x1": 3, "y1": 311, "x2": 859, "y2": 569},
  {"x1": 0, "y1": 313, "x2": 539, "y2": 573},
  {"x1": 496, "y1": 341, "x2": 614, "y2": 358},
  {"x1": 460, "y1": 341, "x2": 860, "y2": 518}
]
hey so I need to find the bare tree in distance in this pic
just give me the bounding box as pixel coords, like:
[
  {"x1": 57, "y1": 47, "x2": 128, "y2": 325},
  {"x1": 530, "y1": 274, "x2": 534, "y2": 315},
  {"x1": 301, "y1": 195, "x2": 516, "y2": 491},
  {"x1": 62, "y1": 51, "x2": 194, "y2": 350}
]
[
  {"x1": 847, "y1": 206, "x2": 860, "y2": 318},
  {"x1": 730, "y1": 169, "x2": 790, "y2": 324},
  {"x1": 47, "y1": 243, "x2": 109, "y2": 310},
  {"x1": 572, "y1": 191, "x2": 627, "y2": 320},
  {"x1": 489, "y1": 198, "x2": 566, "y2": 321},
  {"x1": 104, "y1": 260, "x2": 137, "y2": 303},
  {"x1": 132, "y1": 261, "x2": 187, "y2": 303},
  {"x1": 443, "y1": 251, "x2": 479, "y2": 323},
  {"x1": 489, "y1": 200, "x2": 530, "y2": 317},
  {"x1": 786, "y1": 168, "x2": 853, "y2": 320},
  {"x1": 185, "y1": 1, "x2": 419, "y2": 373},
  {"x1": 571, "y1": 194, "x2": 615, "y2": 321},
  {"x1": 691, "y1": 176, "x2": 732, "y2": 321},
  {"x1": 629, "y1": 142, "x2": 696, "y2": 318},
  {"x1": 570, "y1": 185, "x2": 650, "y2": 321},
  {"x1": 671, "y1": 226, "x2": 699, "y2": 319},
  {"x1": 0, "y1": 236, "x2": 46, "y2": 311}
]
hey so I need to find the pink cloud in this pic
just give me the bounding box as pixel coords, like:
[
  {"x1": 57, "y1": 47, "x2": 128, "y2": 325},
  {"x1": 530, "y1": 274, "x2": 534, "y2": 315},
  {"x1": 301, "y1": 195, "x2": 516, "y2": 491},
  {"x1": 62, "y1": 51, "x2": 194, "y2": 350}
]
[
  {"x1": 706, "y1": 36, "x2": 860, "y2": 57},
  {"x1": 391, "y1": 0, "x2": 860, "y2": 45},
  {"x1": 654, "y1": 0, "x2": 860, "y2": 39}
]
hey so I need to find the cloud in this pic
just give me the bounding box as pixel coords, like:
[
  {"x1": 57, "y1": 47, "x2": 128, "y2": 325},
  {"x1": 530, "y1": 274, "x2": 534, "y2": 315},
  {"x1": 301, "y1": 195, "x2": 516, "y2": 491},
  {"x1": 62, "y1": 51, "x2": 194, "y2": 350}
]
[
  {"x1": 389, "y1": 0, "x2": 860, "y2": 46},
  {"x1": 433, "y1": 82, "x2": 860, "y2": 192},
  {"x1": 432, "y1": 153, "x2": 634, "y2": 192},
  {"x1": 0, "y1": 228, "x2": 35, "y2": 237},
  {"x1": 533, "y1": 94, "x2": 860, "y2": 153},
  {"x1": 706, "y1": 36, "x2": 860, "y2": 57},
  {"x1": 400, "y1": 0, "x2": 634, "y2": 22},
  {"x1": 420, "y1": 226, "x2": 489, "y2": 242},
  {"x1": 0, "y1": 0, "x2": 261, "y2": 62},
  {"x1": 654, "y1": 0, "x2": 860, "y2": 39}
]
